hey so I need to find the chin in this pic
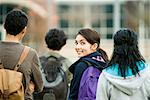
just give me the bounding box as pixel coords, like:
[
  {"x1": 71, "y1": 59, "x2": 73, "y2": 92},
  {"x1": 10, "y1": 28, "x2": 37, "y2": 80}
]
[
  {"x1": 78, "y1": 54, "x2": 87, "y2": 58},
  {"x1": 77, "y1": 54, "x2": 83, "y2": 58}
]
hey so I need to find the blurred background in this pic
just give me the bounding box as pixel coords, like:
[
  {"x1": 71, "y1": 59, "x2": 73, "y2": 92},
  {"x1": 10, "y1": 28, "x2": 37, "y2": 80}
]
[{"x1": 0, "y1": 0, "x2": 150, "y2": 63}]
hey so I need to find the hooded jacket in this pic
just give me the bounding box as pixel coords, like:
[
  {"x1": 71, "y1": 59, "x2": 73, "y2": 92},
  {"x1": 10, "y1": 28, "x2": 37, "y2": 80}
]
[
  {"x1": 69, "y1": 51, "x2": 107, "y2": 100},
  {"x1": 96, "y1": 61, "x2": 150, "y2": 100}
]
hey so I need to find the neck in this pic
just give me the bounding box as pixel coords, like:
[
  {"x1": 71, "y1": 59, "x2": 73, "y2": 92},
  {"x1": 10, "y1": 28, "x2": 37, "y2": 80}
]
[
  {"x1": 4, "y1": 34, "x2": 21, "y2": 43},
  {"x1": 49, "y1": 49, "x2": 59, "y2": 53}
]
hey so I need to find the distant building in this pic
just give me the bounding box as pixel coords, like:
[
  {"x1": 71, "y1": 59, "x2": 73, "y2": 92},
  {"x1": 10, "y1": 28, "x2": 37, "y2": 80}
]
[
  {"x1": 56, "y1": 0, "x2": 150, "y2": 39},
  {"x1": 0, "y1": 0, "x2": 150, "y2": 60}
]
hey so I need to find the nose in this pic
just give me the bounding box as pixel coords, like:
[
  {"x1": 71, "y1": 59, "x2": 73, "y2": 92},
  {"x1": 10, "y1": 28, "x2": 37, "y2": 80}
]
[{"x1": 75, "y1": 43, "x2": 81, "y2": 50}]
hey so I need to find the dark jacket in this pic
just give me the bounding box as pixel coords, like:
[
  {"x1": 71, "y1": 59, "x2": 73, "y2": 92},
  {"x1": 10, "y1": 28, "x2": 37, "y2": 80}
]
[{"x1": 68, "y1": 51, "x2": 107, "y2": 100}]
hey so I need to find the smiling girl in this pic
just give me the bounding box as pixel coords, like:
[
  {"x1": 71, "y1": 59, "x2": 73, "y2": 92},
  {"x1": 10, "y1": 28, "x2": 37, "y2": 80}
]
[{"x1": 68, "y1": 28, "x2": 108, "y2": 100}]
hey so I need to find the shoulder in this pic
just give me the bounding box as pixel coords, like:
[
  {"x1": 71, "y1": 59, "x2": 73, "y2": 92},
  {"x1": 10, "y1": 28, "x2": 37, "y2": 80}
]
[
  {"x1": 97, "y1": 72, "x2": 109, "y2": 88},
  {"x1": 69, "y1": 59, "x2": 88, "y2": 73},
  {"x1": 28, "y1": 47, "x2": 37, "y2": 54},
  {"x1": 25, "y1": 46, "x2": 39, "y2": 60},
  {"x1": 103, "y1": 64, "x2": 119, "y2": 75},
  {"x1": 75, "y1": 59, "x2": 88, "y2": 68},
  {"x1": 61, "y1": 57, "x2": 72, "y2": 67}
]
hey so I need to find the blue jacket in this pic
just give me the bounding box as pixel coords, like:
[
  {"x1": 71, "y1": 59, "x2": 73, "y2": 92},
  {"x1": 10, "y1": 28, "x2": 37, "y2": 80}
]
[{"x1": 69, "y1": 51, "x2": 107, "y2": 100}]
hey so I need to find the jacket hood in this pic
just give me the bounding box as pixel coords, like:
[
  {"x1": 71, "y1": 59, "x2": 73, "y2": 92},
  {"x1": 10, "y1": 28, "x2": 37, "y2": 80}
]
[
  {"x1": 69, "y1": 52, "x2": 107, "y2": 73},
  {"x1": 82, "y1": 52, "x2": 107, "y2": 70},
  {"x1": 103, "y1": 62, "x2": 150, "y2": 96}
]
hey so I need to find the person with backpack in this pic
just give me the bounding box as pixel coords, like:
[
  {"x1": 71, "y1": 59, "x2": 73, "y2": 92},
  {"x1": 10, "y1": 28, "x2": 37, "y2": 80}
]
[
  {"x1": 33, "y1": 28, "x2": 72, "y2": 100},
  {"x1": 68, "y1": 28, "x2": 108, "y2": 100},
  {"x1": 0, "y1": 9, "x2": 43, "y2": 100},
  {"x1": 96, "y1": 28, "x2": 150, "y2": 100}
]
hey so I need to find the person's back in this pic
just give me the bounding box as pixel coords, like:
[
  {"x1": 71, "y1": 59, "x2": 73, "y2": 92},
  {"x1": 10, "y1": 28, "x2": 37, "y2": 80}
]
[
  {"x1": 0, "y1": 9, "x2": 43, "y2": 100},
  {"x1": 33, "y1": 28, "x2": 71, "y2": 100},
  {"x1": 96, "y1": 28, "x2": 150, "y2": 100},
  {"x1": 77, "y1": 58, "x2": 106, "y2": 100},
  {"x1": 97, "y1": 62, "x2": 150, "y2": 100},
  {"x1": 43, "y1": 28, "x2": 72, "y2": 85}
]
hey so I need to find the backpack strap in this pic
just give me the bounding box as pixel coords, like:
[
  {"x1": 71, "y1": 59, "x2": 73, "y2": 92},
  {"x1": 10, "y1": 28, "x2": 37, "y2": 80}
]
[
  {"x1": 14, "y1": 46, "x2": 30, "y2": 71},
  {"x1": 0, "y1": 46, "x2": 30, "y2": 70},
  {"x1": 47, "y1": 55, "x2": 57, "y2": 60},
  {"x1": 0, "y1": 59, "x2": 3, "y2": 69},
  {"x1": 47, "y1": 55, "x2": 65, "y2": 62}
]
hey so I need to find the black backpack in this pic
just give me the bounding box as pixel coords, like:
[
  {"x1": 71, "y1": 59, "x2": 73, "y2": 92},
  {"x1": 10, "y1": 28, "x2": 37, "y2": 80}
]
[{"x1": 33, "y1": 56, "x2": 68, "y2": 100}]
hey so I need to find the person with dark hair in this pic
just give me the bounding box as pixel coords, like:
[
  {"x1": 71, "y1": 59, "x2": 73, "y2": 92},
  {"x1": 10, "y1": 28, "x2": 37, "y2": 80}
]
[
  {"x1": 45, "y1": 28, "x2": 67, "y2": 51},
  {"x1": 68, "y1": 28, "x2": 108, "y2": 100},
  {"x1": 34, "y1": 28, "x2": 72, "y2": 100},
  {"x1": 96, "y1": 28, "x2": 150, "y2": 100},
  {"x1": 0, "y1": 9, "x2": 43, "y2": 100},
  {"x1": 44, "y1": 28, "x2": 72, "y2": 84}
]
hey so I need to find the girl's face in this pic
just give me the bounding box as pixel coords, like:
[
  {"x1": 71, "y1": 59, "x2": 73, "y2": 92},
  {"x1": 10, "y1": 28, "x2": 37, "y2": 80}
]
[{"x1": 75, "y1": 34, "x2": 97, "y2": 58}]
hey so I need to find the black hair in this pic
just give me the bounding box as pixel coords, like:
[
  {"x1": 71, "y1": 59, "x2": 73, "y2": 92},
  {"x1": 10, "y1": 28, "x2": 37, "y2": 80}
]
[
  {"x1": 108, "y1": 28, "x2": 145, "y2": 78},
  {"x1": 4, "y1": 9, "x2": 28, "y2": 36},
  {"x1": 45, "y1": 28, "x2": 67, "y2": 50}
]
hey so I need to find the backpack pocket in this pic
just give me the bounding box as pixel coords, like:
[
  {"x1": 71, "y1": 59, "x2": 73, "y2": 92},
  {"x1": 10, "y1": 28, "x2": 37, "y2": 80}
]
[
  {"x1": 0, "y1": 69, "x2": 24, "y2": 100},
  {"x1": 78, "y1": 67, "x2": 100, "y2": 100}
]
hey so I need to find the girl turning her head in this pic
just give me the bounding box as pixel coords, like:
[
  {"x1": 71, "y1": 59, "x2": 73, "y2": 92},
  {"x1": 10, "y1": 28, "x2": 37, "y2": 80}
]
[
  {"x1": 68, "y1": 28, "x2": 108, "y2": 100},
  {"x1": 96, "y1": 28, "x2": 150, "y2": 100}
]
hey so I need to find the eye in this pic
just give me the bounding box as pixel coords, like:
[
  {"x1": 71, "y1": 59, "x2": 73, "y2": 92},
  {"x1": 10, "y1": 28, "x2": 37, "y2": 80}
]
[
  {"x1": 80, "y1": 41, "x2": 85, "y2": 45},
  {"x1": 75, "y1": 41, "x2": 78, "y2": 45}
]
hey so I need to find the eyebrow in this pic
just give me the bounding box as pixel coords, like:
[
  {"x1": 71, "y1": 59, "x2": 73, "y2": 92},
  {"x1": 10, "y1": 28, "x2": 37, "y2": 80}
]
[{"x1": 75, "y1": 38, "x2": 86, "y2": 42}]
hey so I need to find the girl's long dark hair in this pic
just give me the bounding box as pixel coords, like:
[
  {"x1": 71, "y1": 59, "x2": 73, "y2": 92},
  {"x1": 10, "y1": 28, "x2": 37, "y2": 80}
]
[
  {"x1": 108, "y1": 29, "x2": 145, "y2": 78},
  {"x1": 97, "y1": 48, "x2": 109, "y2": 63}
]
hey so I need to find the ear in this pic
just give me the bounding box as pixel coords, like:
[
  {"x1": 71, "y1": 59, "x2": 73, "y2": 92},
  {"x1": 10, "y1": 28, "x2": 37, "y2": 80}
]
[
  {"x1": 22, "y1": 27, "x2": 27, "y2": 35},
  {"x1": 91, "y1": 43, "x2": 98, "y2": 51},
  {"x1": 18, "y1": 27, "x2": 27, "y2": 40}
]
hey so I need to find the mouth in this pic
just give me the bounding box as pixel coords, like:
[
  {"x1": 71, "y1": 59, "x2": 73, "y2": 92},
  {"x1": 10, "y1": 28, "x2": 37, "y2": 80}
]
[{"x1": 76, "y1": 50, "x2": 83, "y2": 55}]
